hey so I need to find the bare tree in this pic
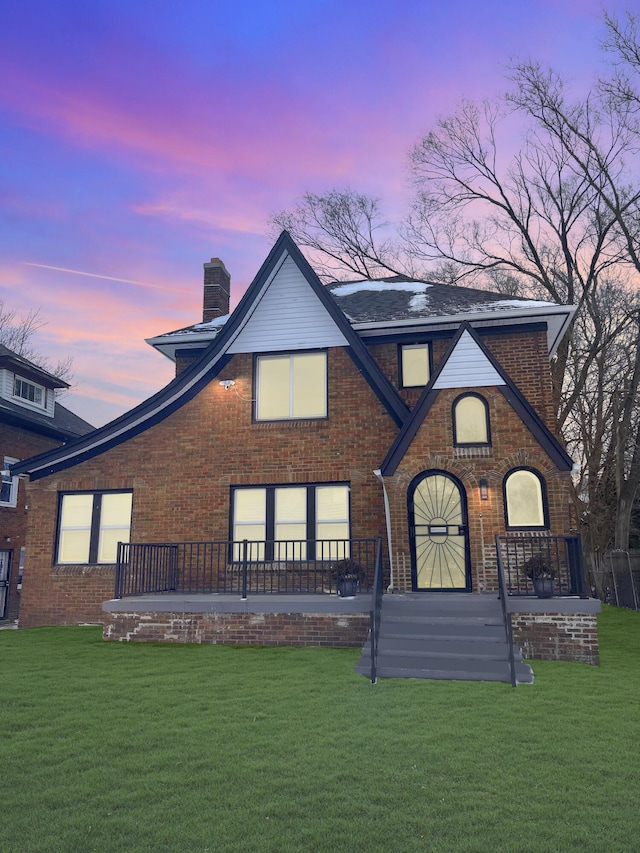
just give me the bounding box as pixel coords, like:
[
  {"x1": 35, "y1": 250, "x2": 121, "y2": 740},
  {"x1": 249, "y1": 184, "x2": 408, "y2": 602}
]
[
  {"x1": 407, "y1": 97, "x2": 626, "y2": 418},
  {"x1": 0, "y1": 300, "x2": 74, "y2": 388},
  {"x1": 268, "y1": 12, "x2": 640, "y2": 550},
  {"x1": 269, "y1": 189, "x2": 416, "y2": 281}
]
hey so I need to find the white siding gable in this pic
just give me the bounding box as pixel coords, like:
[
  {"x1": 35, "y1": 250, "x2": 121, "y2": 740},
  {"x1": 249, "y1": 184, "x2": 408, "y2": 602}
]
[
  {"x1": 228, "y1": 254, "x2": 348, "y2": 354},
  {"x1": 433, "y1": 331, "x2": 505, "y2": 389}
]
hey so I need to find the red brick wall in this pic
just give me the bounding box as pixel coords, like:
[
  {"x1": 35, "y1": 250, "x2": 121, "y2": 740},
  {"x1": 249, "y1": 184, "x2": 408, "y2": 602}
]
[
  {"x1": 0, "y1": 423, "x2": 64, "y2": 620},
  {"x1": 21, "y1": 346, "x2": 396, "y2": 627},
  {"x1": 384, "y1": 386, "x2": 573, "y2": 592},
  {"x1": 367, "y1": 328, "x2": 554, "y2": 426},
  {"x1": 103, "y1": 611, "x2": 370, "y2": 646},
  {"x1": 20, "y1": 326, "x2": 567, "y2": 627},
  {"x1": 511, "y1": 612, "x2": 599, "y2": 664}
]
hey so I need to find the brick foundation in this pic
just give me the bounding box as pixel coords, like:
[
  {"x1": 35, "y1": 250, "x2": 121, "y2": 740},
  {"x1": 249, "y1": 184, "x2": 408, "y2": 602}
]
[
  {"x1": 510, "y1": 611, "x2": 599, "y2": 665},
  {"x1": 103, "y1": 611, "x2": 370, "y2": 647}
]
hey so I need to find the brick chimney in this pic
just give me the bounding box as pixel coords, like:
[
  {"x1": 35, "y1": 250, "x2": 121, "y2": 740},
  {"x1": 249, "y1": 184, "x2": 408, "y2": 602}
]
[{"x1": 203, "y1": 258, "x2": 230, "y2": 322}]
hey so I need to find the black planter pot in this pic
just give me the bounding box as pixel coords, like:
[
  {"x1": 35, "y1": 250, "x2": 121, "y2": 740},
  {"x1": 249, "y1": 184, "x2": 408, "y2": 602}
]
[
  {"x1": 337, "y1": 577, "x2": 358, "y2": 598},
  {"x1": 533, "y1": 577, "x2": 555, "y2": 598}
]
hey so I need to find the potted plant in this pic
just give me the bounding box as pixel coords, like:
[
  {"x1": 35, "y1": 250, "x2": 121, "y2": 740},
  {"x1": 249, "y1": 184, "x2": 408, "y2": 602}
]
[
  {"x1": 523, "y1": 552, "x2": 556, "y2": 598},
  {"x1": 331, "y1": 558, "x2": 364, "y2": 598}
]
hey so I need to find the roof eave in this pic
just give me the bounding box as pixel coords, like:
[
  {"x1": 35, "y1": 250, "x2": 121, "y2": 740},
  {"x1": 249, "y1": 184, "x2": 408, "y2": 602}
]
[{"x1": 350, "y1": 304, "x2": 576, "y2": 357}]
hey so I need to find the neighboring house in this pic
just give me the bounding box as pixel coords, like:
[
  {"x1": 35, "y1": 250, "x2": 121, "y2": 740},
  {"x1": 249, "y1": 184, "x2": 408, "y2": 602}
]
[
  {"x1": 0, "y1": 345, "x2": 94, "y2": 620},
  {"x1": 12, "y1": 232, "x2": 600, "y2": 674}
]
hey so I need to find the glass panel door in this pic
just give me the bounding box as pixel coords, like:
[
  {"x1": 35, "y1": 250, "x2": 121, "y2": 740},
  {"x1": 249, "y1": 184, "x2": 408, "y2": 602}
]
[{"x1": 409, "y1": 472, "x2": 470, "y2": 591}]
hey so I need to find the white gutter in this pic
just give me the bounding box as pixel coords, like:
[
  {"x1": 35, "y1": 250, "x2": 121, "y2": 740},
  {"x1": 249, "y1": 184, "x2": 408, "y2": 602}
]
[{"x1": 373, "y1": 468, "x2": 394, "y2": 592}]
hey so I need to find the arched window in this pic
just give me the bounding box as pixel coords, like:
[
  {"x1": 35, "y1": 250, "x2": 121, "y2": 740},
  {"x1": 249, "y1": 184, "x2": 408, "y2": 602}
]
[
  {"x1": 503, "y1": 468, "x2": 548, "y2": 529},
  {"x1": 452, "y1": 393, "x2": 490, "y2": 446}
]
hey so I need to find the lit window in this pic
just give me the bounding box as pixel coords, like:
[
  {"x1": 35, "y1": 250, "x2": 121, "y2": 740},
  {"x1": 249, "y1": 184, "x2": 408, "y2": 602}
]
[
  {"x1": 256, "y1": 352, "x2": 327, "y2": 420},
  {"x1": 232, "y1": 484, "x2": 350, "y2": 560},
  {"x1": 400, "y1": 344, "x2": 430, "y2": 388},
  {"x1": 453, "y1": 393, "x2": 490, "y2": 445},
  {"x1": 13, "y1": 377, "x2": 45, "y2": 407},
  {"x1": 57, "y1": 492, "x2": 133, "y2": 564},
  {"x1": 504, "y1": 469, "x2": 547, "y2": 528},
  {"x1": 0, "y1": 457, "x2": 19, "y2": 507}
]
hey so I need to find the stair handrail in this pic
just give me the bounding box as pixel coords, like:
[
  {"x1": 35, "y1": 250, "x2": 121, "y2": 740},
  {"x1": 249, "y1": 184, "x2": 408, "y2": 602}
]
[
  {"x1": 495, "y1": 535, "x2": 517, "y2": 688},
  {"x1": 369, "y1": 538, "x2": 384, "y2": 684}
]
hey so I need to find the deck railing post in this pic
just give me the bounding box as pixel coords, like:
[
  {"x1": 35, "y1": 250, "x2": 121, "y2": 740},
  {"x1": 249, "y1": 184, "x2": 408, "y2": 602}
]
[
  {"x1": 241, "y1": 539, "x2": 248, "y2": 600},
  {"x1": 115, "y1": 542, "x2": 124, "y2": 599}
]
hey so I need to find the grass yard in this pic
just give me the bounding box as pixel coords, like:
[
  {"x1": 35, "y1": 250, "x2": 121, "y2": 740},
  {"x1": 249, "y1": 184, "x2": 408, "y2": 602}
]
[{"x1": 1, "y1": 605, "x2": 639, "y2": 853}]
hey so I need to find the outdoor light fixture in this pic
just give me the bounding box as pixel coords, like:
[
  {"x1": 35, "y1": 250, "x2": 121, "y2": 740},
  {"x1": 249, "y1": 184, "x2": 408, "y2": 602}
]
[
  {"x1": 479, "y1": 478, "x2": 489, "y2": 501},
  {"x1": 218, "y1": 380, "x2": 236, "y2": 390}
]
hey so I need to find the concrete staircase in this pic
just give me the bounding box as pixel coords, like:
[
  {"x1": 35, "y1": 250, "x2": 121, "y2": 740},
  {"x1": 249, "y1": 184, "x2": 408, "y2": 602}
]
[{"x1": 355, "y1": 593, "x2": 534, "y2": 684}]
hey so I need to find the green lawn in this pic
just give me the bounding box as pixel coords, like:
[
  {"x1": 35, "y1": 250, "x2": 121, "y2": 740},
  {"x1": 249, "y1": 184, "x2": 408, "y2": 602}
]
[{"x1": 1, "y1": 606, "x2": 639, "y2": 853}]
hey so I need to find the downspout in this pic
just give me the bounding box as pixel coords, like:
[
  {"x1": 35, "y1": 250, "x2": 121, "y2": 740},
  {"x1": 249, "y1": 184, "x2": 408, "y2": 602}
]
[{"x1": 373, "y1": 469, "x2": 394, "y2": 592}]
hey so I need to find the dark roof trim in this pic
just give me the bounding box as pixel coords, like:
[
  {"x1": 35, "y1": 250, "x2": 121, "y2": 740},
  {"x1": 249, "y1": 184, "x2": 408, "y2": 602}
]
[
  {"x1": 380, "y1": 324, "x2": 469, "y2": 475},
  {"x1": 362, "y1": 321, "x2": 548, "y2": 346},
  {"x1": 269, "y1": 234, "x2": 409, "y2": 426},
  {"x1": 12, "y1": 352, "x2": 233, "y2": 480},
  {"x1": 496, "y1": 386, "x2": 573, "y2": 470},
  {"x1": 380, "y1": 323, "x2": 573, "y2": 475},
  {"x1": 13, "y1": 231, "x2": 410, "y2": 480}
]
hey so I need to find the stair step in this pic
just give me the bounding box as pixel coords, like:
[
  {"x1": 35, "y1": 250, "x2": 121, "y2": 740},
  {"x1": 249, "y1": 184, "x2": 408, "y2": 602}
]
[
  {"x1": 360, "y1": 646, "x2": 521, "y2": 665},
  {"x1": 382, "y1": 595, "x2": 502, "y2": 618},
  {"x1": 356, "y1": 661, "x2": 534, "y2": 684},
  {"x1": 365, "y1": 637, "x2": 518, "y2": 657},
  {"x1": 379, "y1": 624, "x2": 507, "y2": 640},
  {"x1": 355, "y1": 592, "x2": 533, "y2": 685}
]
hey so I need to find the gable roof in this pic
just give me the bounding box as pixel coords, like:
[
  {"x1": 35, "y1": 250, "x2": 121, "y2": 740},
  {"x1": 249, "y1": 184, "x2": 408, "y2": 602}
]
[
  {"x1": 149, "y1": 273, "x2": 576, "y2": 360},
  {"x1": 326, "y1": 277, "x2": 574, "y2": 357},
  {"x1": 380, "y1": 323, "x2": 574, "y2": 476},
  {"x1": 13, "y1": 232, "x2": 409, "y2": 481},
  {"x1": 0, "y1": 396, "x2": 94, "y2": 441},
  {"x1": 0, "y1": 343, "x2": 70, "y2": 389}
]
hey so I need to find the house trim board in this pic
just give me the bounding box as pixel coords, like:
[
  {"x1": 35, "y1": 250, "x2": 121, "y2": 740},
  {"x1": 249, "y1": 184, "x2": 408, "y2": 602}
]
[
  {"x1": 361, "y1": 321, "x2": 549, "y2": 346},
  {"x1": 12, "y1": 231, "x2": 410, "y2": 481},
  {"x1": 380, "y1": 322, "x2": 573, "y2": 476}
]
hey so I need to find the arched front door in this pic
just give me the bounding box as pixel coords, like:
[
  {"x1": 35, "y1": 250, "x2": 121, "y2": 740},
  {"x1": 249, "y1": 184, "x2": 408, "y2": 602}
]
[{"x1": 408, "y1": 471, "x2": 471, "y2": 591}]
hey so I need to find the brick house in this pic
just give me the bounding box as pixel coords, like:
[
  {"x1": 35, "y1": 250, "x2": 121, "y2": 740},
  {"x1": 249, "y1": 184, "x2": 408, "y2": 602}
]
[
  {"x1": 12, "y1": 232, "x2": 599, "y2": 680},
  {"x1": 0, "y1": 345, "x2": 93, "y2": 621}
]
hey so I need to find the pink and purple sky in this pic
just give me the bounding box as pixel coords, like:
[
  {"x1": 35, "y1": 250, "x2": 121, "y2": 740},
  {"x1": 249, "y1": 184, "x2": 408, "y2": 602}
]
[{"x1": 0, "y1": 0, "x2": 629, "y2": 426}]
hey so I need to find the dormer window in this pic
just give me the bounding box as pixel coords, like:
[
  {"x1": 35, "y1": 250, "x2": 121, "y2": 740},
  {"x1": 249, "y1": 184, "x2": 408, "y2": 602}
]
[{"x1": 13, "y1": 377, "x2": 45, "y2": 408}]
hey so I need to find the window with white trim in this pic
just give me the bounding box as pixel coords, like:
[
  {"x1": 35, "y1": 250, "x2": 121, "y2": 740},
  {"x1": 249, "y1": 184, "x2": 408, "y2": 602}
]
[
  {"x1": 57, "y1": 491, "x2": 133, "y2": 564},
  {"x1": 255, "y1": 352, "x2": 327, "y2": 420},
  {"x1": 504, "y1": 468, "x2": 548, "y2": 529},
  {"x1": 400, "y1": 344, "x2": 430, "y2": 388},
  {"x1": 13, "y1": 377, "x2": 45, "y2": 408},
  {"x1": 1, "y1": 457, "x2": 19, "y2": 507},
  {"x1": 231, "y1": 483, "x2": 350, "y2": 560}
]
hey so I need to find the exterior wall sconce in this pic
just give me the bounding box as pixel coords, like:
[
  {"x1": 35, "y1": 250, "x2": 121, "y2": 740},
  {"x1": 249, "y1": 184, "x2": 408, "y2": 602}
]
[
  {"x1": 219, "y1": 380, "x2": 236, "y2": 390},
  {"x1": 479, "y1": 478, "x2": 489, "y2": 501}
]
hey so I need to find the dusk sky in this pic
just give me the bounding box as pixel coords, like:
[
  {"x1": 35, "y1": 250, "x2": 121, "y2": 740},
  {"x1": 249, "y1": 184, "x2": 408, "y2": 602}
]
[{"x1": 0, "y1": 0, "x2": 631, "y2": 426}]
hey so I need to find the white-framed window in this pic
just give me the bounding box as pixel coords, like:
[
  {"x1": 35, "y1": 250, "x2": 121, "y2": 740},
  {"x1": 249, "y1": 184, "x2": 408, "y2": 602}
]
[
  {"x1": 255, "y1": 352, "x2": 327, "y2": 420},
  {"x1": 232, "y1": 483, "x2": 350, "y2": 560},
  {"x1": 13, "y1": 377, "x2": 45, "y2": 408},
  {"x1": 504, "y1": 468, "x2": 548, "y2": 529},
  {"x1": 0, "y1": 457, "x2": 19, "y2": 507},
  {"x1": 400, "y1": 344, "x2": 431, "y2": 388},
  {"x1": 57, "y1": 491, "x2": 133, "y2": 564},
  {"x1": 452, "y1": 393, "x2": 490, "y2": 446}
]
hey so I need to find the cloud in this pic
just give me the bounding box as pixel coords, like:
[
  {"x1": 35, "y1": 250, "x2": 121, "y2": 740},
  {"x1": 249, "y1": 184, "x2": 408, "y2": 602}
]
[{"x1": 22, "y1": 262, "x2": 190, "y2": 294}]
